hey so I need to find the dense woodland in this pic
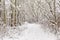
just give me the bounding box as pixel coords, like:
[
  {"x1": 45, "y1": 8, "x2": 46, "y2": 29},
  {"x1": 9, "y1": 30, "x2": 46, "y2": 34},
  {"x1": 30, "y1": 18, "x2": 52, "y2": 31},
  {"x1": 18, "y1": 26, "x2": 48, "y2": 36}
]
[{"x1": 0, "y1": 0, "x2": 60, "y2": 35}]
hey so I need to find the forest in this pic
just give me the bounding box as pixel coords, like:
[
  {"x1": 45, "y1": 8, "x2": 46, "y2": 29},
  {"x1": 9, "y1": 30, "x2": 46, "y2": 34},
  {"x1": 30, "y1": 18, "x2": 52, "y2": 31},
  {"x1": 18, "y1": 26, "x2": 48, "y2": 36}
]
[{"x1": 0, "y1": 0, "x2": 60, "y2": 40}]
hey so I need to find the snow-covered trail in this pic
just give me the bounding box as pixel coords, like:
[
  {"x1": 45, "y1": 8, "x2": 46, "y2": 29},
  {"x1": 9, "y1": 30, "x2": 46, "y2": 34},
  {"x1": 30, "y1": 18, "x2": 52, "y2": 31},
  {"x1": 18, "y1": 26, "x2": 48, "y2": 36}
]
[
  {"x1": 19, "y1": 23, "x2": 57, "y2": 40},
  {"x1": 1, "y1": 22, "x2": 57, "y2": 40}
]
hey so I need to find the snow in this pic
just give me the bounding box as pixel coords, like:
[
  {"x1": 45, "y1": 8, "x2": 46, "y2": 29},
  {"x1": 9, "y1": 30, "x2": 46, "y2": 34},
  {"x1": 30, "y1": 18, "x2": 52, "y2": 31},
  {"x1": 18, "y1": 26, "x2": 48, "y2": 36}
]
[
  {"x1": 0, "y1": 22, "x2": 57, "y2": 40},
  {"x1": 19, "y1": 22, "x2": 57, "y2": 40}
]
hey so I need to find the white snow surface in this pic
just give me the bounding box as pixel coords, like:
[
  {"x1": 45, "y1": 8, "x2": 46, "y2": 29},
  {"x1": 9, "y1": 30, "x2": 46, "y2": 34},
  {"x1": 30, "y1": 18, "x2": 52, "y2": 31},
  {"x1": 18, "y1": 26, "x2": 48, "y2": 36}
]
[{"x1": 0, "y1": 22, "x2": 57, "y2": 40}]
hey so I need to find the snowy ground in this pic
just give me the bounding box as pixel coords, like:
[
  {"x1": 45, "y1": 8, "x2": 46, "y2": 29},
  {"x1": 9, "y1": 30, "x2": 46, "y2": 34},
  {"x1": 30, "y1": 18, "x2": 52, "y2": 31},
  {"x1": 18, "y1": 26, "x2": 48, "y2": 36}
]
[{"x1": 0, "y1": 22, "x2": 57, "y2": 40}]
